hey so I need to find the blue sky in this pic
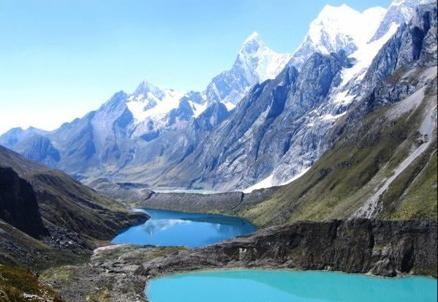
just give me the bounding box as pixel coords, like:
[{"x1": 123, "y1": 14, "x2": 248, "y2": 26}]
[{"x1": 0, "y1": 0, "x2": 391, "y2": 134}]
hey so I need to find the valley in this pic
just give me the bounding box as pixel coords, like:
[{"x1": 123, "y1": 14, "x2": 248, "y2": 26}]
[{"x1": 0, "y1": 0, "x2": 437, "y2": 301}]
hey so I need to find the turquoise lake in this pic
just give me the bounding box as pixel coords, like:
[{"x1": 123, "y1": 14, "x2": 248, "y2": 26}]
[
  {"x1": 147, "y1": 270, "x2": 438, "y2": 302},
  {"x1": 111, "y1": 208, "x2": 256, "y2": 248}
]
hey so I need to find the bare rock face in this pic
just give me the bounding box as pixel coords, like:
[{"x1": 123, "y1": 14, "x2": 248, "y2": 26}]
[
  {"x1": 0, "y1": 167, "x2": 47, "y2": 238},
  {"x1": 139, "y1": 219, "x2": 437, "y2": 279}
]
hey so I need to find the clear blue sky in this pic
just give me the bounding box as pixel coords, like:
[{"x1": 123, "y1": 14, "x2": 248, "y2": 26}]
[{"x1": 0, "y1": 0, "x2": 391, "y2": 134}]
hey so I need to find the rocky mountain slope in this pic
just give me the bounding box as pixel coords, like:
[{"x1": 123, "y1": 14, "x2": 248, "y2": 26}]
[
  {"x1": 232, "y1": 3, "x2": 437, "y2": 226},
  {"x1": 131, "y1": 3, "x2": 436, "y2": 228},
  {"x1": 1, "y1": 0, "x2": 430, "y2": 193},
  {"x1": 145, "y1": 0, "x2": 435, "y2": 192},
  {"x1": 0, "y1": 33, "x2": 290, "y2": 187},
  {"x1": 0, "y1": 146, "x2": 147, "y2": 268}
]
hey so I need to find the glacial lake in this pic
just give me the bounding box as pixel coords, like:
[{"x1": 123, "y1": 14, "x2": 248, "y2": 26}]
[
  {"x1": 111, "y1": 208, "x2": 256, "y2": 248},
  {"x1": 147, "y1": 270, "x2": 438, "y2": 302}
]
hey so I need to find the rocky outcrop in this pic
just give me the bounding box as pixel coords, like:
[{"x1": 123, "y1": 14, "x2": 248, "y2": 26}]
[
  {"x1": 42, "y1": 219, "x2": 437, "y2": 302},
  {"x1": 140, "y1": 219, "x2": 437, "y2": 279},
  {"x1": 0, "y1": 167, "x2": 47, "y2": 238}
]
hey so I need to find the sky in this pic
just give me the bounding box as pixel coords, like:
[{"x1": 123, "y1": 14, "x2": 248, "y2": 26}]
[{"x1": 0, "y1": 0, "x2": 391, "y2": 134}]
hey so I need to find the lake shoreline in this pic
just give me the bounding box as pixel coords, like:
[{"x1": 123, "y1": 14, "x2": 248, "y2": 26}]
[{"x1": 42, "y1": 219, "x2": 437, "y2": 302}]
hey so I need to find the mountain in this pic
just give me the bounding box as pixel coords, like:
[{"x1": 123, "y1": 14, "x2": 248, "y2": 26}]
[
  {"x1": 370, "y1": 0, "x2": 435, "y2": 41},
  {"x1": 149, "y1": 1, "x2": 421, "y2": 191},
  {"x1": 0, "y1": 145, "x2": 146, "y2": 268},
  {"x1": 232, "y1": 2, "x2": 437, "y2": 226},
  {"x1": 136, "y1": 2, "x2": 437, "y2": 226},
  {"x1": 205, "y1": 32, "x2": 291, "y2": 108},
  {"x1": 291, "y1": 4, "x2": 387, "y2": 68},
  {"x1": 0, "y1": 0, "x2": 434, "y2": 194},
  {"x1": 0, "y1": 32, "x2": 290, "y2": 186}
]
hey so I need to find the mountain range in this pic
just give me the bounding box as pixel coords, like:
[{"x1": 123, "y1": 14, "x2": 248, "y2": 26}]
[
  {"x1": 0, "y1": 0, "x2": 436, "y2": 300},
  {"x1": 0, "y1": 0, "x2": 436, "y2": 196}
]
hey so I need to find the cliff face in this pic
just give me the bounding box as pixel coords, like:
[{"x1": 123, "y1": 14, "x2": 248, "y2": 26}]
[
  {"x1": 141, "y1": 219, "x2": 437, "y2": 278},
  {"x1": 0, "y1": 167, "x2": 47, "y2": 238}
]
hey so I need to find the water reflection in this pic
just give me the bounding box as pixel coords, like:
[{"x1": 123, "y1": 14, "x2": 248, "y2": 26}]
[{"x1": 141, "y1": 219, "x2": 191, "y2": 235}]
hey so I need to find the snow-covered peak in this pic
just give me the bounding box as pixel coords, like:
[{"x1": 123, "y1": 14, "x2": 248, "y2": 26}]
[
  {"x1": 242, "y1": 31, "x2": 263, "y2": 45},
  {"x1": 239, "y1": 32, "x2": 265, "y2": 55},
  {"x1": 203, "y1": 32, "x2": 291, "y2": 106},
  {"x1": 133, "y1": 80, "x2": 166, "y2": 98},
  {"x1": 308, "y1": 4, "x2": 386, "y2": 54},
  {"x1": 236, "y1": 32, "x2": 291, "y2": 83},
  {"x1": 126, "y1": 81, "x2": 183, "y2": 122},
  {"x1": 291, "y1": 4, "x2": 386, "y2": 68}
]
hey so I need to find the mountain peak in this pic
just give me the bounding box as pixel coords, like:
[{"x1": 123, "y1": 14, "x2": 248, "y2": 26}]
[
  {"x1": 237, "y1": 32, "x2": 291, "y2": 82},
  {"x1": 243, "y1": 32, "x2": 262, "y2": 44},
  {"x1": 133, "y1": 80, "x2": 165, "y2": 97},
  {"x1": 290, "y1": 3, "x2": 386, "y2": 68},
  {"x1": 318, "y1": 3, "x2": 356, "y2": 17},
  {"x1": 309, "y1": 4, "x2": 384, "y2": 46},
  {"x1": 240, "y1": 32, "x2": 266, "y2": 55}
]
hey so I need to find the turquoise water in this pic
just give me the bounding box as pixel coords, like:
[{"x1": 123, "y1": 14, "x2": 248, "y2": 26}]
[
  {"x1": 147, "y1": 270, "x2": 438, "y2": 302},
  {"x1": 111, "y1": 208, "x2": 256, "y2": 248}
]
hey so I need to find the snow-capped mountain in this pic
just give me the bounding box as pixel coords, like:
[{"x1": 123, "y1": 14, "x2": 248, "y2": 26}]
[
  {"x1": 204, "y1": 32, "x2": 291, "y2": 108},
  {"x1": 126, "y1": 81, "x2": 183, "y2": 123},
  {"x1": 0, "y1": 0, "x2": 434, "y2": 193},
  {"x1": 291, "y1": 4, "x2": 387, "y2": 68},
  {"x1": 110, "y1": 32, "x2": 290, "y2": 136},
  {"x1": 148, "y1": 0, "x2": 433, "y2": 191}
]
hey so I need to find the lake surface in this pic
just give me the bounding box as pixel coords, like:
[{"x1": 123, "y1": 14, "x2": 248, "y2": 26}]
[
  {"x1": 147, "y1": 270, "x2": 438, "y2": 302},
  {"x1": 111, "y1": 208, "x2": 256, "y2": 248}
]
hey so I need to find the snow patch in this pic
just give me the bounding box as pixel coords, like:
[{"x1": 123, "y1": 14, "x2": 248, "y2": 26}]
[
  {"x1": 243, "y1": 167, "x2": 310, "y2": 193},
  {"x1": 320, "y1": 111, "x2": 347, "y2": 121},
  {"x1": 340, "y1": 23, "x2": 399, "y2": 88},
  {"x1": 126, "y1": 88, "x2": 184, "y2": 122},
  {"x1": 243, "y1": 174, "x2": 275, "y2": 193},
  {"x1": 224, "y1": 101, "x2": 236, "y2": 111},
  {"x1": 190, "y1": 101, "x2": 208, "y2": 118}
]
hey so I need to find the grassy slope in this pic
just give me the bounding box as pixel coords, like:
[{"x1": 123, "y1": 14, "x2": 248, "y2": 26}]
[
  {"x1": 236, "y1": 72, "x2": 437, "y2": 227},
  {"x1": 0, "y1": 146, "x2": 146, "y2": 246},
  {"x1": 0, "y1": 147, "x2": 148, "y2": 300},
  {"x1": 0, "y1": 265, "x2": 63, "y2": 302}
]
